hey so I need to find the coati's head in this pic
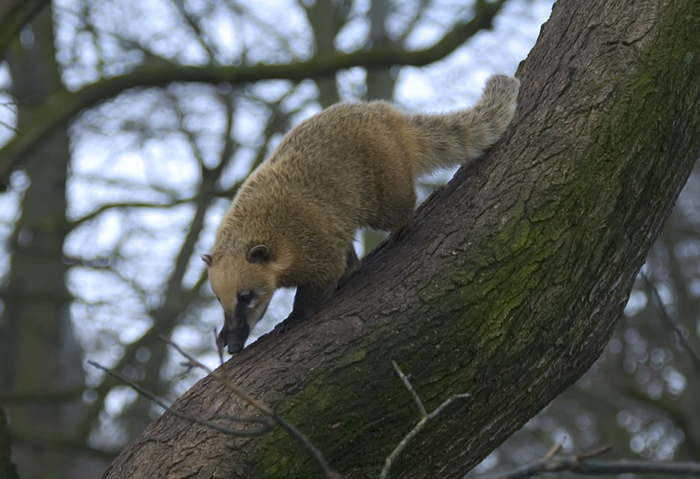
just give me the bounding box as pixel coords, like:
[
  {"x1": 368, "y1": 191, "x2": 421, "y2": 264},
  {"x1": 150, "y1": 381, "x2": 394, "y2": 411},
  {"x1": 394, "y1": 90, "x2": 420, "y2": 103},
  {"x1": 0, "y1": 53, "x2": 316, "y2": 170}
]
[{"x1": 202, "y1": 244, "x2": 284, "y2": 354}]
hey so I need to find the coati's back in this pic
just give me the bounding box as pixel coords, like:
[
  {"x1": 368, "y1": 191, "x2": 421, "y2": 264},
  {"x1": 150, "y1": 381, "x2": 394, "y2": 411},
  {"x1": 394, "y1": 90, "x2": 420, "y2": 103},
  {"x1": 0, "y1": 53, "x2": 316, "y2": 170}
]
[
  {"x1": 261, "y1": 100, "x2": 422, "y2": 232},
  {"x1": 207, "y1": 74, "x2": 520, "y2": 353},
  {"x1": 229, "y1": 74, "x2": 520, "y2": 237}
]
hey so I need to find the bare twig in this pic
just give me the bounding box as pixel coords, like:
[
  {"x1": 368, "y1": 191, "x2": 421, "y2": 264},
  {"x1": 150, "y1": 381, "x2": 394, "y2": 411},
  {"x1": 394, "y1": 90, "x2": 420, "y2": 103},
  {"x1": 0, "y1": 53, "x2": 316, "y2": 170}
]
[
  {"x1": 391, "y1": 360, "x2": 427, "y2": 418},
  {"x1": 172, "y1": 0, "x2": 218, "y2": 61},
  {"x1": 641, "y1": 273, "x2": 700, "y2": 374},
  {"x1": 541, "y1": 442, "x2": 563, "y2": 462},
  {"x1": 487, "y1": 445, "x2": 611, "y2": 479},
  {"x1": 485, "y1": 444, "x2": 700, "y2": 479},
  {"x1": 0, "y1": 101, "x2": 17, "y2": 113},
  {"x1": 380, "y1": 362, "x2": 471, "y2": 479},
  {"x1": 161, "y1": 337, "x2": 344, "y2": 479},
  {"x1": 574, "y1": 459, "x2": 700, "y2": 476},
  {"x1": 162, "y1": 337, "x2": 273, "y2": 414},
  {"x1": 71, "y1": 197, "x2": 193, "y2": 226},
  {"x1": 87, "y1": 361, "x2": 272, "y2": 437},
  {"x1": 214, "y1": 327, "x2": 225, "y2": 365},
  {"x1": 0, "y1": 120, "x2": 18, "y2": 134},
  {"x1": 1, "y1": 1, "x2": 509, "y2": 179},
  {"x1": 0, "y1": 386, "x2": 85, "y2": 405}
]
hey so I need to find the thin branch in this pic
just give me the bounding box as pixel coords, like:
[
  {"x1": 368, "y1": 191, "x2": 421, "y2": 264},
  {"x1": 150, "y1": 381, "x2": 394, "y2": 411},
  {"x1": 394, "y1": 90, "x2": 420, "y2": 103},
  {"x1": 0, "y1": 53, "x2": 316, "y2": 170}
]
[
  {"x1": 71, "y1": 198, "x2": 192, "y2": 225},
  {"x1": 397, "y1": 0, "x2": 433, "y2": 44},
  {"x1": 214, "y1": 327, "x2": 224, "y2": 365},
  {"x1": 484, "y1": 444, "x2": 700, "y2": 479},
  {"x1": 231, "y1": 1, "x2": 297, "y2": 58},
  {"x1": 73, "y1": 129, "x2": 231, "y2": 438},
  {"x1": 541, "y1": 442, "x2": 563, "y2": 461},
  {"x1": 0, "y1": 120, "x2": 17, "y2": 134},
  {"x1": 641, "y1": 272, "x2": 700, "y2": 374},
  {"x1": 0, "y1": 1, "x2": 507, "y2": 180},
  {"x1": 575, "y1": 459, "x2": 700, "y2": 476},
  {"x1": 0, "y1": 101, "x2": 17, "y2": 113},
  {"x1": 68, "y1": 172, "x2": 184, "y2": 197},
  {"x1": 486, "y1": 445, "x2": 612, "y2": 479},
  {"x1": 73, "y1": 283, "x2": 213, "y2": 439},
  {"x1": 163, "y1": 338, "x2": 272, "y2": 415},
  {"x1": 0, "y1": 386, "x2": 85, "y2": 405},
  {"x1": 0, "y1": 0, "x2": 52, "y2": 62},
  {"x1": 87, "y1": 361, "x2": 272, "y2": 437},
  {"x1": 172, "y1": 0, "x2": 218, "y2": 61},
  {"x1": 381, "y1": 362, "x2": 471, "y2": 479},
  {"x1": 162, "y1": 337, "x2": 344, "y2": 479},
  {"x1": 392, "y1": 360, "x2": 427, "y2": 418},
  {"x1": 9, "y1": 430, "x2": 121, "y2": 460}
]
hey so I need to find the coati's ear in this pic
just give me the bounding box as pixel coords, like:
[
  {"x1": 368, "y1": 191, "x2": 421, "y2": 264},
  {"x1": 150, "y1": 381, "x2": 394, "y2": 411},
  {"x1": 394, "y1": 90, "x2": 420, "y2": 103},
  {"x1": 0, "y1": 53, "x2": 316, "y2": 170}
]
[
  {"x1": 247, "y1": 244, "x2": 271, "y2": 264},
  {"x1": 201, "y1": 253, "x2": 213, "y2": 267}
]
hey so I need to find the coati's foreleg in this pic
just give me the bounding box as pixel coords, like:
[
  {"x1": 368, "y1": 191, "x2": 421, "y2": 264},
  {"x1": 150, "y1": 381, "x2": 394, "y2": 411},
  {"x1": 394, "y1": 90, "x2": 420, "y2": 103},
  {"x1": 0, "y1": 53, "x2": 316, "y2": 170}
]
[
  {"x1": 279, "y1": 244, "x2": 359, "y2": 333},
  {"x1": 280, "y1": 282, "x2": 335, "y2": 333},
  {"x1": 338, "y1": 245, "x2": 360, "y2": 287}
]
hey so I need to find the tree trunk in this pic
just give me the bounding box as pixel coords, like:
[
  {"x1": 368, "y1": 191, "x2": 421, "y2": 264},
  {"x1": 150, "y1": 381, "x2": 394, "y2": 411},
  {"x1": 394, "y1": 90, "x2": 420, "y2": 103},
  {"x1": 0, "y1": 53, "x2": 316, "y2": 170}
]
[
  {"x1": 0, "y1": 6, "x2": 86, "y2": 478},
  {"x1": 104, "y1": 0, "x2": 700, "y2": 477},
  {"x1": 0, "y1": 405, "x2": 18, "y2": 479}
]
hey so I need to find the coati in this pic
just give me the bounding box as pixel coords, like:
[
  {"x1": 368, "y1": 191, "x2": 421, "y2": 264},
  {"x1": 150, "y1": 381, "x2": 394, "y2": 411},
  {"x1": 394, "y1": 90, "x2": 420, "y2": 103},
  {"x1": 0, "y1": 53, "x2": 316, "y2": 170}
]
[{"x1": 202, "y1": 74, "x2": 520, "y2": 354}]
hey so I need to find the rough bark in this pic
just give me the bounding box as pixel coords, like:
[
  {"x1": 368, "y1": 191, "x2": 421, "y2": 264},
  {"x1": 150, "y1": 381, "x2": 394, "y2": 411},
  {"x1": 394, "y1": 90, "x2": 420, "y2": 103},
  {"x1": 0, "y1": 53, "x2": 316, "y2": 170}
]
[{"x1": 105, "y1": 0, "x2": 700, "y2": 478}]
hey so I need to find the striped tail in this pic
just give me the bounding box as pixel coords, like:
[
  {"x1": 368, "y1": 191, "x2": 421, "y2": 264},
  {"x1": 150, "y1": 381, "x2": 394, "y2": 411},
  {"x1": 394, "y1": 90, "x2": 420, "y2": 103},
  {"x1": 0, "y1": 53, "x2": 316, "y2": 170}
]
[{"x1": 406, "y1": 74, "x2": 520, "y2": 176}]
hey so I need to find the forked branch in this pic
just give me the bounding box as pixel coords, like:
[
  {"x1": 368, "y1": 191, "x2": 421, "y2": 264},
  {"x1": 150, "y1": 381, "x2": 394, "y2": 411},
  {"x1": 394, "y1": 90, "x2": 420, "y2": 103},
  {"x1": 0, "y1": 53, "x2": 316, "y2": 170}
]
[{"x1": 380, "y1": 361, "x2": 471, "y2": 479}]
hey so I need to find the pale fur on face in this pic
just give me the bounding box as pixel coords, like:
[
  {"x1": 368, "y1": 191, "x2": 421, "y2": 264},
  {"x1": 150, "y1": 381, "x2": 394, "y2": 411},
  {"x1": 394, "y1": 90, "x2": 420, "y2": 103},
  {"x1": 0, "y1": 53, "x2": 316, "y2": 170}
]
[{"x1": 208, "y1": 253, "x2": 276, "y2": 342}]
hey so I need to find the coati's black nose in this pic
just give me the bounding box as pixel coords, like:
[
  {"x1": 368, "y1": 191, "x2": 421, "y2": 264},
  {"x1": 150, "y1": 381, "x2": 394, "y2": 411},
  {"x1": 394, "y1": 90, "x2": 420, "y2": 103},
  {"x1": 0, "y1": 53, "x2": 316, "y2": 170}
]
[{"x1": 218, "y1": 325, "x2": 245, "y2": 354}]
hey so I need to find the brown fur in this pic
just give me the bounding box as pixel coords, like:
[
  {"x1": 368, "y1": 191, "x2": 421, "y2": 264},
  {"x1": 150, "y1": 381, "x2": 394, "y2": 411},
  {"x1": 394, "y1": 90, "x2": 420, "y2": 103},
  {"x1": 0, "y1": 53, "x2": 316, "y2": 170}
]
[{"x1": 205, "y1": 74, "x2": 520, "y2": 353}]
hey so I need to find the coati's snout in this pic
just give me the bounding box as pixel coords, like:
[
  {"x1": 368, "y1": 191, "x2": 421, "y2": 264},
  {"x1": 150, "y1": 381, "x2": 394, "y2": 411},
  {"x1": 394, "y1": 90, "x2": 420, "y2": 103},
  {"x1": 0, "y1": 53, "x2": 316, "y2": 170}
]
[
  {"x1": 218, "y1": 310, "x2": 250, "y2": 354},
  {"x1": 203, "y1": 245, "x2": 279, "y2": 354},
  {"x1": 216, "y1": 291, "x2": 271, "y2": 354}
]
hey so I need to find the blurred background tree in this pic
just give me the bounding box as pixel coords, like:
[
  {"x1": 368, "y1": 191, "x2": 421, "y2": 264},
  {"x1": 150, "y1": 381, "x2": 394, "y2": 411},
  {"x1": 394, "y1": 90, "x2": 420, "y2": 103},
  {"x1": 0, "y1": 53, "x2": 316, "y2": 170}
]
[{"x1": 0, "y1": 0, "x2": 697, "y2": 478}]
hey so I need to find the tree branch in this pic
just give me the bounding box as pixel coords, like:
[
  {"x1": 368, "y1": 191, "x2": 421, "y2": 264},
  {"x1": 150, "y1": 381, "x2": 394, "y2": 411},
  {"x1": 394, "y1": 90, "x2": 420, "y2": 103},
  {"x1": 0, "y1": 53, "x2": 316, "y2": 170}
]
[
  {"x1": 0, "y1": 2, "x2": 505, "y2": 182},
  {"x1": 0, "y1": 0, "x2": 51, "y2": 62},
  {"x1": 381, "y1": 362, "x2": 471, "y2": 479},
  {"x1": 73, "y1": 93, "x2": 241, "y2": 439},
  {"x1": 9, "y1": 431, "x2": 121, "y2": 461},
  {"x1": 642, "y1": 272, "x2": 700, "y2": 373},
  {"x1": 0, "y1": 386, "x2": 85, "y2": 405},
  {"x1": 162, "y1": 338, "x2": 344, "y2": 479},
  {"x1": 576, "y1": 459, "x2": 700, "y2": 477},
  {"x1": 88, "y1": 361, "x2": 273, "y2": 437},
  {"x1": 486, "y1": 445, "x2": 700, "y2": 479}
]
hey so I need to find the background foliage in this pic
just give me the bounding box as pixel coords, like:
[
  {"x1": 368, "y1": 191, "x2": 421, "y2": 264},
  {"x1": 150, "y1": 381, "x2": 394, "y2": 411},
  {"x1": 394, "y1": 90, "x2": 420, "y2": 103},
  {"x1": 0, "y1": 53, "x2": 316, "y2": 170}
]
[{"x1": 0, "y1": 0, "x2": 698, "y2": 478}]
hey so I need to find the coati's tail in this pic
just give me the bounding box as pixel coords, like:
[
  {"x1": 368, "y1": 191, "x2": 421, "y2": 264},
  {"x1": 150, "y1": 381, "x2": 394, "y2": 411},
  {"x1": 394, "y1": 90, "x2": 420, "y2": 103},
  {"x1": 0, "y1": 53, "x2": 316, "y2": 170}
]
[{"x1": 406, "y1": 74, "x2": 520, "y2": 176}]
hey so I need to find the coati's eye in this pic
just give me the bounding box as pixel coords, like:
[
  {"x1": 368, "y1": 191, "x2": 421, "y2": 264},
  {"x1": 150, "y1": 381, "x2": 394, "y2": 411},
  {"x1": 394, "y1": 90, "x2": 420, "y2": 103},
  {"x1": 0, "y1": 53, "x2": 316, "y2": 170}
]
[{"x1": 238, "y1": 291, "x2": 254, "y2": 305}]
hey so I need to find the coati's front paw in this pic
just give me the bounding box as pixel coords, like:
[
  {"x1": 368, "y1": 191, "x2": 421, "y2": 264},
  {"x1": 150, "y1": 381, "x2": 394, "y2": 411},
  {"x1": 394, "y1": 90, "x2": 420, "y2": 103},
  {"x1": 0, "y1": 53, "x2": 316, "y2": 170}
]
[
  {"x1": 275, "y1": 310, "x2": 309, "y2": 335},
  {"x1": 336, "y1": 272, "x2": 357, "y2": 290}
]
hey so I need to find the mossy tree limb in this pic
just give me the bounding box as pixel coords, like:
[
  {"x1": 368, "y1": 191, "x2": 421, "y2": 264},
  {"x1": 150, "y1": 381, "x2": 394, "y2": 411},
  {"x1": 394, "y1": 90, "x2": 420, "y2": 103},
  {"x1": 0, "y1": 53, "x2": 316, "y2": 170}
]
[{"x1": 104, "y1": 0, "x2": 700, "y2": 477}]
